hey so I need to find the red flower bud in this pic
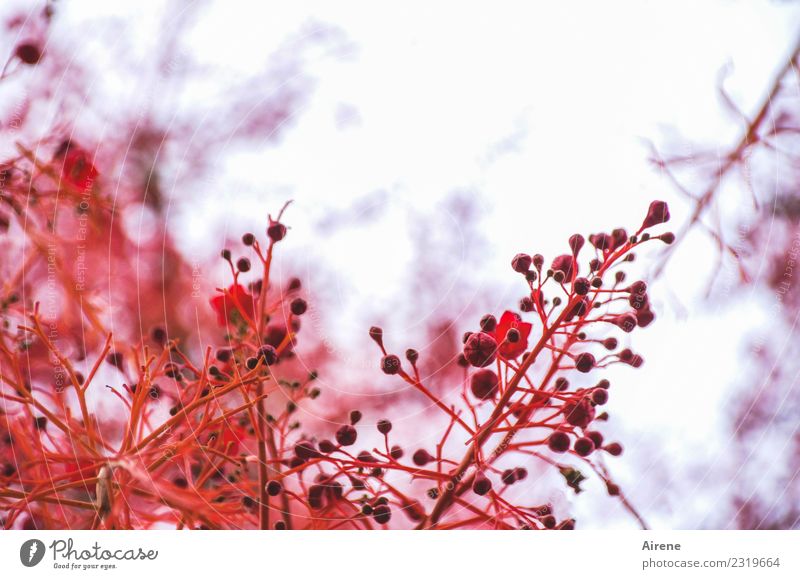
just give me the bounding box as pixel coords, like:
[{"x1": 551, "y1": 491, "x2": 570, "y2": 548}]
[
  {"x1": 412, "y1": 449, "x2": 432, "y2": 466},
  {"x1": 511, "y1": 253, "x2": 532, "y2": 273},
  {"x1": 463, "y1": 332, "x2": 497, "y2": 368},
  {"x1": 574, "y1": 437, "x2": 595, "y2": 457},
  {"x1": 563, "y1": 397, "x2": 595, "y2": 428},
  {"x1": 547, "y1": 431, "x2": 571, "y2": 453},
  {"x1": 470, "y1": 369, "x2": 499, "y2": 400},
  {"x1": 640, "y1": 200, "x2": 670, "y2": 230},
  {"x1": 335, "y1": 424, "x2": 357, "y2": 446},
  {"x1": 381, "y1": 354, "x2": 401, "y2": 375},
  {"x1": 16, "y1": 43, "x2": 42, "y2": 65},
  {"x1": 574, "y1": 352, "x2": 595, "y2": 373},
  {"x1": 569, "y1": 234, "x2": 585, "y2": 256},
  {"x1": 472, "y1": 472, "x2": 492, "y2": 496}
]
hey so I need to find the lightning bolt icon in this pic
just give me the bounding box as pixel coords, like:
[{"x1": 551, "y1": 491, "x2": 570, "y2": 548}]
[{"x1": 28, "y1": 542, "x2": 38, "y2": 563}]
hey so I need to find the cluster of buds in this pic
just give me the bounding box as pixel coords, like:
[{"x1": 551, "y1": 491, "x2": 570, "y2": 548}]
[
  {"x1": 345, "y1": 200, "x2": 673, "y2": 529},
  {"x1": 1, "y1": 189, "x2": 670, "y2": 530}
]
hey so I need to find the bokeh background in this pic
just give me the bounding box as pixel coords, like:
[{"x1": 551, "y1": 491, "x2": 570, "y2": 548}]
[{"x1": 2, "y1": 0, "x2": 800, "y2": 529}]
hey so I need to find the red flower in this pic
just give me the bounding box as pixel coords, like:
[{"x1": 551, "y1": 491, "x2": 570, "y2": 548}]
[
  {"x1": 218, "y1": 422, "x2": 247, "y2": 455},
  {"x1": 493, "y1": 310, "x2": 532, "y2": 359},
  {"x1": 60, "y1": 145, "x2": 98, "y2": 190},
  {"x1": 210, "y1": 284, "x2": 256, "y2": 326}
]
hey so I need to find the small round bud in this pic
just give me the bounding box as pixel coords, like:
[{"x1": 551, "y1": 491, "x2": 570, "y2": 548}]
[
  {"x1": 242, "y1": 233, "x2": 255, "y2": 246},
  {"x1": 463, "y1": 332, "x2": 497, "y2": 368},
  {"x1": 479, "y1": 314, "x2": 497, "y2": 332},
  {"x1": 294, "y1": 440, "x2": 320, "y2": 460},
  {"x1": 569, "y1": 234, "x2": 585, "y2": 256},
  {"x1": 628, "y1": 280, "x2": 647, "y2": 295},
  {"x1": 660, "y1": 232, "x2": 675, "y2": 244},
  {"x1": 591, "y1": 388, "x2": 609, "y2": 405},
  {"x1": 501, "y1": 469, "x2": 517, "y2": 485},
  {"x1": 151, "y1": 327, "x2": 167, "y2": 345},
  {"x1": 236, "y1": 257, "x2": 251, "y2": 272},
  {"x1": 290, "y1": 298, "x2": 307, "y2": 316},
  {"x1": 511, "y1": 253, "x2": 532, "y2": 273},
  {"x1": 604, "y1": 442, "x2": 623, "y2": 456},
  {"x1": 603, "y1": 337, "x2": 618, "y2": 350},
  {"x1": 405, "y1": 348, "x2": 419, "y2": 365},
  {"x1": 335, "y1": 424, "x2": 357, "y2": 446},
  {"x1": 574, "y1": 437, "x2": 595, "y2": 457},
  {"x1": 586, "y1": 431, "x2": 604, "y2": 448},
  {"x1": 266, "y1": 480, "x2": 283, "y2": 496},
  {"x1": 557, "y1": 519, "x2": 576, "y2": 530},
  {"x1": 373, "y1": 504, "x2": 392, "y2": 524},
  {"x1": 349, "y1": 410, "x2": 362, "y2": 425},
  {"x1": 575, "y1": 352, "x2": 595, "y2": 373},
  {"x1": 412, "y1": 449, "x2": 432, "y2": 466},
  {"x1": 318, "y1": 439, "x2": 336, "y2": 454},
  {"x1": 472, "y1": 472, "x2": 492, "y2": 496},
  {"x1": 16, "y1": 43, "x2": 41, "y2": 65},
  {"x1": 381, "y1": 354, "x2": 401, "y2": 375},
  {"x1": 547, "y1": 431, "x2": 571, "y2": 453},
  {"x1": 267, "y1": 222, "x2": 287, "y2": 242},
  {"x1": 470, "y1": 369, "x2": 499, "y2": 400},
  {"x1": 390, "y1": 445, "x2": 404, "y2": 460},
  {"x1": 554, "y1": 377, "x2": 569, "y2": 391},
  {"x1": 221, "y1": 249, "x2": 232, "y2": 261},
  {"x1": 357, "y1": 451, "x2": 376, "y2": 463},
  {"x1": 519, "y1": 296, "x2": 534, "y2": 312},
  {"x1": 258, "y1": 345, "x2": 278, "y2": 365},
  {"x1": 573, "y1": 277, "x2": 590, "y2": 295},
  {"x1": 551, "y1": 254, "x2": 576, "y2": 279},
  {"x1": 377, "y1": 419, "x2": 392, "y2": 435},
  {"x1": 563, "y1": 398, "x2": 595, "y2": 428},
  {"x1": 368, "y1": 326, "x2": 384, "y2": 347}
]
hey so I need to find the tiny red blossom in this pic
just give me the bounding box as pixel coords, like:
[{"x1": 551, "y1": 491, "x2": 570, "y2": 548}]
[
  {"x1": 61, "y1": 146, "x2": 98, "y2": 189},
  {"x1": 493, "y1": 310, "x2": 532, "y2": 359},
  {"x1": 210, "y1": 284, "x2": 257, "y2": 326}
]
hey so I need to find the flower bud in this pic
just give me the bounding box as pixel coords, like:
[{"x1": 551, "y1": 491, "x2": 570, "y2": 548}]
[
  {"x1": 463, "y1": 332, "x2": 497, "y2": 368},
  {"x1": 381, "y1": 354, "x2": 401, "y2": 375},
  {"x1": 335, "y1": 424, "x2": 357, "y2": 446},
  {"x1": 472, "y1": 471, "x2": 492, "y2": 496},
  {"x1": 511, "y1": 253, "x2": 532, "y2": 273},
  {"x1": 470, "y1": 369, "x2": 499, "y2": 400},
  {"x1": 640, "y1": 200, "x2": 671, "y2": 230}
]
